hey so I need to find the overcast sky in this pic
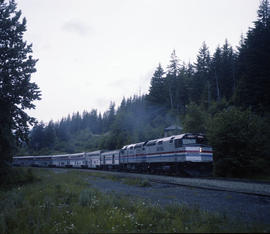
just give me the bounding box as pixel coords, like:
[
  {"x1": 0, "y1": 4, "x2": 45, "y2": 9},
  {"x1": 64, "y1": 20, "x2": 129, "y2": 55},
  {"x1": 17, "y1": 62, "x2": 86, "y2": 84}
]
[{"x1": 17, "y1": 0, "x2": 260, "y2": 123}]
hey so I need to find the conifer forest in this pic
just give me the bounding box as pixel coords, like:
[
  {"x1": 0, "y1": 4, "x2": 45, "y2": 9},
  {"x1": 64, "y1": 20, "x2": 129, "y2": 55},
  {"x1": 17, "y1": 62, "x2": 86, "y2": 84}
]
[{"x1": 1, "y1": 0, "x2": 270, "y2": 178}]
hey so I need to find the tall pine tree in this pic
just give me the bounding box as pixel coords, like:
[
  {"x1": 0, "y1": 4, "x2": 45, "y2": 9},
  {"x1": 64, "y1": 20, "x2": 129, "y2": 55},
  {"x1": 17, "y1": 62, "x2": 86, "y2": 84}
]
[
  {"x1": 236, "y1": 0, "x2": 270, "y2": 113},
  {"x1": 147, "y1": 63, "x2": 166, "y2": 105},
  {"x1": 0, "y1": 0, "x2": 40, "y2": 167},
  {"x1": 166, "y1": 50, "x2": 180, "y2": 110},
  {"x1": 193, "y1": 42, "x2": 211, "y2": 106}
]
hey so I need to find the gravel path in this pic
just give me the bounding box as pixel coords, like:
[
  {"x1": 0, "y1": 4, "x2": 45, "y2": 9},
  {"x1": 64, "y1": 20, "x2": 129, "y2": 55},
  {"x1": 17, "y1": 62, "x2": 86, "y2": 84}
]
[{"x1": 86, "y1": 175, "x2": 270, "y2": 225}]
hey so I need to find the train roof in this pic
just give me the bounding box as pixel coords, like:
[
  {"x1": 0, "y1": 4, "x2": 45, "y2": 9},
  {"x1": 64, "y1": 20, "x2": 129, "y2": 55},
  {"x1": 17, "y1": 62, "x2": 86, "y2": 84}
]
[
  {"x1": 121, "y1": 144, "x2": 134, "y2": 150},
  {"x1": 13, "y1": 156, "x2": 35, "y2": 159},
  {"x1": 52, "y1": 154, "x2": 70, "y2": 159},
  {"x1": 13, "y1": 155, "x2": 53, "y2": 159},
  {"x1": 101, "y1": 149, "x2": 120, "y2": 155},
  {"x1": 145, "y1": 139, "x2": 157, "y2": 146},
  {"x1": 85, "y1": 150, "x2": 103, "y2": 155},
  {"x1": 134, "y1": 142, "x2": 145, "y2": 148},
  {"x1": 34, "y1": 155, "x2": 53, "y2": 159},
  {"x1": 127, "y1": 144, "x2": 136, "y2": 149},
  {"x1": 69, "y1": 152, "x2": 85, "y2": 158},
  {"x1": 155, "y1": 133, "x2": 206, "y2": 142}
]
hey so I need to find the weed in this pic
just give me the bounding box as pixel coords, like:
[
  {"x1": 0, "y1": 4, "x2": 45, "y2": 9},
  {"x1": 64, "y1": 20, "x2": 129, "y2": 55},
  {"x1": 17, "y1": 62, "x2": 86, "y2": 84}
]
[
  {"x1": 78, "y1": 189, "x2": 99, "y2": 208},
  {"x1": 140, "y1": 179, "x2": 152, "y2": 187}
]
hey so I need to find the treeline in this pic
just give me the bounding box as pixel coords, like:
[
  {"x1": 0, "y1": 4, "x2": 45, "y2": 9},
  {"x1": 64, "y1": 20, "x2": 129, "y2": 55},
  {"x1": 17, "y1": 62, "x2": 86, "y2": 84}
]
[
  {"x1": 20, "y1": 96, "x2": 175, "y2": 156},
  {"x1": 147, "y1": 41, "x2": 236, "y2": 113},
  {"x1": 20, "y1": 0, "x2": 270, "y2": 178}
]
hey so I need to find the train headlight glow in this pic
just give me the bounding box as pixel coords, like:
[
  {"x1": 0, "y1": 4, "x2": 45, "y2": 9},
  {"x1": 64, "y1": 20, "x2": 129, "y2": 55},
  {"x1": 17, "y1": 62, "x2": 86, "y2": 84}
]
[{"x1": 200, "y1": 147, "x2": 202, "y2": 153}]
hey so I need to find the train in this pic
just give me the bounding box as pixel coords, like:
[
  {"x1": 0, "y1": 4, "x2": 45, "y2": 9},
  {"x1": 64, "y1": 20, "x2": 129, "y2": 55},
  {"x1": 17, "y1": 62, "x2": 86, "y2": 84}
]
[{"x1": 12, "y1": 133, "x2": 213, "y2": 177}]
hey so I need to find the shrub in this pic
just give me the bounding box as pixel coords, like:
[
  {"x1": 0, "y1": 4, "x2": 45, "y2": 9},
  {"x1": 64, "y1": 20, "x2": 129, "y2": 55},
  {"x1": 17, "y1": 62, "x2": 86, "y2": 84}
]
[
  {"x1": 0, "y1": 168, "x2": 37, "y2": 187},
  {"x1": 207, "y1": 107, "x2": 270, "y2": 177}
]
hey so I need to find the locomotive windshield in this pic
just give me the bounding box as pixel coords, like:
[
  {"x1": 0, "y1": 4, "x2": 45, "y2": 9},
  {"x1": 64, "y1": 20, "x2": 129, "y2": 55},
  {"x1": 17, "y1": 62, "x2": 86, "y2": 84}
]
[
  {"x1": 175, "y1": 134, "x2": 208, "y2": 148},
  {"x1": 182, "y1": 139, "x2": 196, "y2": 145},
  {"x1": 196, "y1": 135, "x2": 208, "y2": 145}
]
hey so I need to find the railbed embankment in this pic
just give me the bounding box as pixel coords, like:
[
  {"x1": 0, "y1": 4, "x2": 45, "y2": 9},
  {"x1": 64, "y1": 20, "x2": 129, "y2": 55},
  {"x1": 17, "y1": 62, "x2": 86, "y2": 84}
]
[{"x1": 77, "y1": 169, "x2": 270, "y2": 196}]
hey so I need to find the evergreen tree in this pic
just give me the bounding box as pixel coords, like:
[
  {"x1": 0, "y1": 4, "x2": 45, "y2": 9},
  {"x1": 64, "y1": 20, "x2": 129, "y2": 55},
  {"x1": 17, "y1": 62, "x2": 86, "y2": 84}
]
[
  {"x1": 183, "y1": 103, "x2": 207, "y2": 133},
  {"x1": 56, "y1": 118, "x2": 70, "y2": 142},
  {"x1": 220, "y1": 40, "x2": 235, "y2": 100},
  {"x1": 211, "y1": 46, "x2": 222, "y2": 101},
  {"x1": 29, "y1": 122, "x2": 45, "y2": 152},
  {"x1": 165, "y1": 50, "x2": 180, "y2": 110},
  {"x1": 210, "y1": 40, "x2": 236, "y2": 102},
  {"x1": 193, "y1": 42, "x2": 211, "y2": 106},
  {"x1": 175, "y1": 65, "x2": 189, "y2": 114},
  {"x1": 147, "y1": 63, "x2": 166, "y2": 105},
  {"x1": 257, "y1": 0, "x2": 270, "y2": 27},
  {"x1": 0, "y1": 0, "x2": 40, "y2": 166},
  {"x1": 103, "y1": 102, "x2": 116, "y2": 131},
  {"x1": 236, "y1": 0, "x2": 270, "y2": 113},
  {"x1": 43, "y1": 121, "x2": 56, "y2": 149}
]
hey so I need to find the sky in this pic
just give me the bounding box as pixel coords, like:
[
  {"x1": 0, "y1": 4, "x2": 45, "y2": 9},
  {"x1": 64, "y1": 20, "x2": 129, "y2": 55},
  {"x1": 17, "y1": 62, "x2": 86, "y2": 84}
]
[{"x1": 17, "y1": 0, "x2": 260, "y2": 124}]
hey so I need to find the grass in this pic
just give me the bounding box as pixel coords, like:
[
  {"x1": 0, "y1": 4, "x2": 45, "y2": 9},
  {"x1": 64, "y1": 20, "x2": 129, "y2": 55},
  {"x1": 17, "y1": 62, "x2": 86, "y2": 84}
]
[
  {"x1": 0, "y1": 168, "x2": 269, "y2": 233},
  {"x1": 121, "y1": 177, "x2": 152, "y2": 187},
  {"x1": 85, "y1": 171, "x2": 152, "y2": 187}
]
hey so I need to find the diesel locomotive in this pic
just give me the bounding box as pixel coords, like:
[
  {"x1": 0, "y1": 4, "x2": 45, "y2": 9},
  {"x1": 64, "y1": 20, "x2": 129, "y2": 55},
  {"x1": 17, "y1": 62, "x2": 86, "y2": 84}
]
[{"x1": 13, "y1": 133, "x2": 213, "y2": 176}]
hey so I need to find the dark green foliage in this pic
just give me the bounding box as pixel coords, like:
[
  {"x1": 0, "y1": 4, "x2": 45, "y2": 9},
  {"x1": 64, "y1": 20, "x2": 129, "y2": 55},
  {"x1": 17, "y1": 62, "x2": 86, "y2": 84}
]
[
  {"x1": 210, "y1": 41, "x2": 236, "y2": 103},
  {"x1": 235, "y1": 0, "x2": 270, "y2": 113},
  {"x1": 0, "y1": 0, "x2": 40, "y2": 167},
  {"x1": 147, "y1": 63, "x2": 166, "y2": 105},
  {"x1": 183, "y1": 103, "x2": 208, "y2": 133},
  {"x1": 0, "y1": 167, "x2": 36, "y2": 187},
  {"x1": 193, "y1": 42, "x2": 211, "y2": 106},
  {"x1": 207, "y1": 107, "x2": 270, "y2": 177}
]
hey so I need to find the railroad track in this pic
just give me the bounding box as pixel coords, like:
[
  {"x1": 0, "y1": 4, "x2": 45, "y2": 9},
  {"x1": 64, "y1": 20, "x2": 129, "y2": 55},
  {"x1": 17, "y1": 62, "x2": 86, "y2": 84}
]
[{"x1": 47, "y1": 167, "x2": 270, "y2": 197}]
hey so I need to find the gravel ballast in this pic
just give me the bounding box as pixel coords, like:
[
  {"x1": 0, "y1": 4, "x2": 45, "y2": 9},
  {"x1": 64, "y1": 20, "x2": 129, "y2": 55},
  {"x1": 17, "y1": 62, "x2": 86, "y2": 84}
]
[
  {"x1": 87, "y1": 175, "x2": 270, "y2": 225},
  {"x1": 85, "y1": 169, "x2": 270, "y2": 196},
  {"x1": 52, "y1": 168, "x2": 270, "y2": 225}
]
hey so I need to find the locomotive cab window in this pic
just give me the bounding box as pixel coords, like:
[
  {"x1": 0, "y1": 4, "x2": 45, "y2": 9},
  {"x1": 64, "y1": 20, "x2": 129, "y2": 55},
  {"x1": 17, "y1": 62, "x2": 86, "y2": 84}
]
[
  {"x1": 196, "y1": 136, "x2": 208, "y2": 145},
  {"x1": 169, "y1": 137, "x2": 175, "y2": 143},
  {"x1": 174, "y1": 139, "x2": 182, "y2": 148},
  {"x1": 182, "y1": 138, "x2": 196, "y2": 145}
]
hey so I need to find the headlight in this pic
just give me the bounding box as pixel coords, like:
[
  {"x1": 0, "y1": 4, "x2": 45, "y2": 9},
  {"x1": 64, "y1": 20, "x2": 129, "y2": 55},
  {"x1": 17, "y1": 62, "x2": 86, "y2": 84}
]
[{"x1": 200, "y1": 147, "x2": 202, "y2": 153}]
